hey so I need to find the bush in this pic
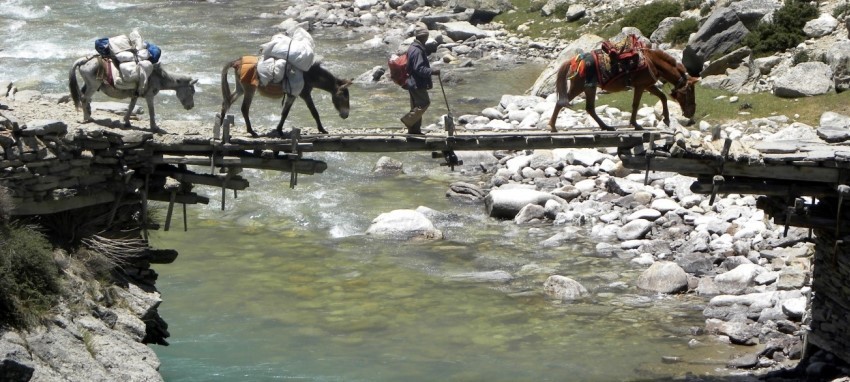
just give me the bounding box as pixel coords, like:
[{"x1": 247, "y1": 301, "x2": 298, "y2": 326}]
[
  {"x1": 0, "y1": 186, "x2": 12, "y2": 224},
  {"x1": 621, "y1": 1, "x2": 683, "y2": 36},
  {"x1": 683, "y1": 0, "x2": 702, "y2": 11},
  {"x1": 0, "y1": 224, "x2": 61, "y2": 329},
  {"x1": 666, "y1": 18, "x2": 699, "y2": 45},
  {"x1": 744, "y1": 0, "x2": 819, "y2": 55},
  {"x1": 834, "y1": 3, "x2": 850, "y2": 18}
]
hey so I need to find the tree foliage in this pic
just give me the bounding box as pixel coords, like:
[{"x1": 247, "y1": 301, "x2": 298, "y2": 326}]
[
  {"x1": 0, "y1": 224, "x2": 61, "y2": 329},
  {"x1": 666, "y1": 18, "x2": 699, "y2": 45},
  {"x1": 743, "y1": 0, "x2": 819, "y2": 55},
  {"x1": 621, "y1": 1, "x2": 683, "y2": 37}
]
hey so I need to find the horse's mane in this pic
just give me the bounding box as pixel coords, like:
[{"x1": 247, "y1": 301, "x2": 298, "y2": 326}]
[
  {"x1": 646, "y1": 48, "x2": 690, "y2": 82},
  {"x1": 155, "y1": 64, "x2": 192, "y2": 83}
]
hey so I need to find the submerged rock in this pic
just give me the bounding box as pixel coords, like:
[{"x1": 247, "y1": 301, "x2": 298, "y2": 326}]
[{"x1": 366, "y1": 209, "x2": 443, "y2": 240}]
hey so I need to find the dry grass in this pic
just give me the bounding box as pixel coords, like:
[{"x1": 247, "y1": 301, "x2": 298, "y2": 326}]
[{"x1": 596, "y1": 85, "x2": 850, "y2": 127}]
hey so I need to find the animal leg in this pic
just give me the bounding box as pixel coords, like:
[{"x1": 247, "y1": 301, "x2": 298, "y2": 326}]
[
  {"x1": 241, "y1": 87, "x2": 258, "y2": 137},
  {"x1": 300, "y1": 92, "x2": 327, "y2": 134},
  {"x1": 145, "y1": 96, "x2": 161, "y2": 132},
  {"x1": 548, "y1": 77, "x2": 586, "y2": 132},
  {"x1": 125, "y1": 96, "x2": 138, "y2": 128},
  {"x1": 584, "y1": 87, "x2": 614, "y2": 131},
  {"x1": 81, "y1": 84, "x2": 95, "y2": 123},
  {"x1": 629, "y1": 86, "x2": 645, "y2": 130},
  {"x1": 275, "y1": 94, "x2": 297, "y2": 135},
  {"x1": 646, "y1": 85, "x2": 670, "y2": 127}
]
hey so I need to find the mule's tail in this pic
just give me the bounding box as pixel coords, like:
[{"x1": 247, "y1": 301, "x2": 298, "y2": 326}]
[
  {"x1": 68, "y1": 57, "x2": 91, "y2": 110},
  {"x1": 220, "y1": 58, "x2": 241, "y2": 117},
  {"x1": 555, "y1": 56, "x2": 585, "y2": 107}
]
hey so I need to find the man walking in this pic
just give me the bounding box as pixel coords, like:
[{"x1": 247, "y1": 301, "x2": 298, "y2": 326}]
[{"x1": 401, "y1": 22, "x2": 440, "y2": 135}]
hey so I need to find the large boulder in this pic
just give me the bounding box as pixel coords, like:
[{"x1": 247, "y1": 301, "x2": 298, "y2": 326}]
[
  {"x1": 650, "y1": 17, "x2": 684, "y2": 43},
  {"x1": 637, "y1": 261, "x2": 689, "y2": 294},
  {"x1": 817, "y1": 112, "x2": 850, "y2": 143},
  {"x1": 773, "y1": 62, "x2": 834, "y2": 98},
  {"x1": 617, "y1": 219, "x2": 653, "y2": 241},
  {"x1": 714, "y1": 263, "x2": 766, "y2": 295},
  {"x1": 447, "y1": 0, "x2": 514, "y2": 23},
  {"x1": 825, "y1": 40, "x2": 850, "y2": 73},
  {"x1": 543, "y1": 275, "x2": 589, "y2": 301},
  {"x1": 700, "y1": 47, "x2": 751, "y2": 78},
  {"x1": 682, "y1": 8, "x2": 749, "y2": 76},
  {"x1": 366, "y1": 209, "x2": 443, "y2": 240},
  {"x1": 528, "y1": 34, "x2": 604, "y2": 97},
  {"x1": 435, "y1": 21, "x2": 491, "y2": 41},
  {"x1": 803, "y1": 13, "x2": 838, "y2": 38},
  {"x1": 728, "y1": 0, "x2": 782, "y2": 24},
  {"x1": 484, "y1": 188, "x2": 560, "y2": 219}
]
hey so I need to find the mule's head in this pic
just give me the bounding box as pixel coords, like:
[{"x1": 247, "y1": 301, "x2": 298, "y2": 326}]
[
  {"x1": 671, "y1": 76, "x2": 698, "y2": 120},
  {"x1": 176, "y1": 78, "x2": 199, "y2": 110},
  {"x1": 332, "y1": 79, "x2": 353, "y2": 119}
]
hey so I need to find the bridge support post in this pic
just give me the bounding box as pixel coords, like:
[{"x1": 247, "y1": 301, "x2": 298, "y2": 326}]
[
  {"x1": 290, "y1": 128, "x2": 301, "y2": 189},
  {"x1": 808, "y1": 227, "x2": 850, "y2": 365}
]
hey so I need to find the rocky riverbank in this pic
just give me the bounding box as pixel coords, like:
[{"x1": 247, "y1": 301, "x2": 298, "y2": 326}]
[{"x1": 3, "y1": 0, "x2": 850, "y2": 380}]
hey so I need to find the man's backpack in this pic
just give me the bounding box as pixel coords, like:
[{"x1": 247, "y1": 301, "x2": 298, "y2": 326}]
[{"x1": 388, "y1": 53, "x2": 409, "y2": 87}]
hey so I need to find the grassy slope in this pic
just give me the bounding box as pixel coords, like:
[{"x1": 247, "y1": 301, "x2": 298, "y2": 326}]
[{"x1": 496, "y1": 0, "x2": 850, "y2": 126}]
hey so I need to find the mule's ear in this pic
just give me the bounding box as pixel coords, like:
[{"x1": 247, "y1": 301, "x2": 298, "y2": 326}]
[{"x1": 190, "y1": 78, "x2": 199, "y2": 85}]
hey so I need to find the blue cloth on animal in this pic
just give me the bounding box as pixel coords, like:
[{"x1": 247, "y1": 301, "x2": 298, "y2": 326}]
[{"x1": 404, "y1": 40, "x2": 433, "y2": 90}]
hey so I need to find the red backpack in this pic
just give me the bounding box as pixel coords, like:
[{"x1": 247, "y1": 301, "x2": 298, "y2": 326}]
[{"x1": 388, "y1": 53, "x2": 409, "y2": 87}]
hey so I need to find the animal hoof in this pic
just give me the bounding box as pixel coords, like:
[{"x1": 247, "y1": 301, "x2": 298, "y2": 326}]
[{"x1": 601, "y1": 125, "x2": 616, "y2": 131}]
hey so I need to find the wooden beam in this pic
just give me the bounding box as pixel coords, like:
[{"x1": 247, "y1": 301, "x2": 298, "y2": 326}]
[
  {"x1": 621, "y1": 154, "x2": 840, "y2": 184},
  {"x1": 147, "y1": 191, "x2": 210, "y2": 205},
  {"x1": 151, "y1": 155, "x2": 327, "y2": 174},
  {"x1": 298, "y1": 132, "x2": 649, "y2": 152},
  {"x1": 690, "y1": 177, "x2": 838, "y2": 198},
  {"x1": 11, "y1": 191, "x2": 117, "y2": 216},
  {"x1": 152, "y1": 169, "x2": 250, "y2": 190}
]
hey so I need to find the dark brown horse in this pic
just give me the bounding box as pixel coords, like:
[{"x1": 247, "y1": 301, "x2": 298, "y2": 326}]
[
  {"x1": 548, "y1": 48, "x2": 698, "y2": 132},
  {"x1": 220, "y1": 56, "x2": 352, "y2": 136}
]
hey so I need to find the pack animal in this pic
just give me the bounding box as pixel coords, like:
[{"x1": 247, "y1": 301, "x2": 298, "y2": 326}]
[
  {"x1": 220, "y1": 56, "x2": 352, "y2": 137},
  {"x1": 548, "y1": 47, "x2": 698, "y2": 132},
  {"x1": 68, "y1": 56, "x2": 197, "y2": 131}
]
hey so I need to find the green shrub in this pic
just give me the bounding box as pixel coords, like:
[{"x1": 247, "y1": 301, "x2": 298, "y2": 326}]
[
  {"x1": 666, "y1": 18, "x2": 699, "y2": 45},
  {"x1": 0, "y1": 224, "x2": 61, "y2": 329},
  {"x1": 683, "y1": 0, "x2": 702, "y2": 11},
  {"x1": 744, "y1": 0, "x2": 819, "y2": 55},
  {"x1": 834, "y1": 3, "x2": 850, "y2": 18},
  {"x1": 620, "y1": 1, "x2": 683, "y2": 36},
  {"x1": 0, "y1": 186, "x2": 12, "y2": 224}
]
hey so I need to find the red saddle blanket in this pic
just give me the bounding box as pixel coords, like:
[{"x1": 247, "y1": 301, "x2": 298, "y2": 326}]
[{"x1": 591, "y1": 49, "x2": 647, "y2": 88}]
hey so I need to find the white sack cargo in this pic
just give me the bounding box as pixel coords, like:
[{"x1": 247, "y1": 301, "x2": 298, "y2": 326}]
[
  {"x1": 257, "y1": 57, "x2": 305, "y2": 95},
  {"x1": 107, "y1": 30, "x2": 147, "y2": 55},
  {"x1": 259, "y1": 28, "x2": 315, "y2": 72},
  {"x1": 112, "y1": 60, "x2": 154, "y2": 91}
]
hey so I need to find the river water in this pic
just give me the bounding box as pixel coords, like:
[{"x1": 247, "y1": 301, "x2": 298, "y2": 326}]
[{"x1": 2, "y1": 1, "x2": 747, "y2": 381}]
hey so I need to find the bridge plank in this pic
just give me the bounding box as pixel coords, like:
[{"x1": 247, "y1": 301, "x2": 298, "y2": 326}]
[
  {"x1": 152, "y1": 155, "x2": 327, "y2": 174},
  {"x1": 622, "y1": 155, "x2": 839, "y2": 183}
]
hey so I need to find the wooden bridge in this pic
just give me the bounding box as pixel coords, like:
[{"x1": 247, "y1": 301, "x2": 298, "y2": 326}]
[
  {"x1": 7, "y1": 109, "x2": 850, "y2": 367},
  {"x1": 142, "y1": 119, "x2": 850, "y2": 238},
  {"x1": 145, "y1": 121, "x2": 850, "y2": 366}
]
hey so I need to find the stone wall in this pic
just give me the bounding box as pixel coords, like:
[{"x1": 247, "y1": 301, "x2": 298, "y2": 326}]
[
  {"x1": 809, "y1": 229, "x2": 850, "y2": 364},
  {"x1": 0, "y1": 112, "x2": 154, "y2": 215}
]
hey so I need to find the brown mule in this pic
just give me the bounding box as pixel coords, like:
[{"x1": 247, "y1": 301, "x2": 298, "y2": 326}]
[{"x1": 548, "y1": 48, "x2": 698, "y2": 132}]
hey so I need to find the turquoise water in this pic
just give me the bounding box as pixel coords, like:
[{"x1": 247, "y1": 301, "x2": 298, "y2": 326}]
[{"x1": 2, "y1": 1, "x2": 744, "y2": 380}]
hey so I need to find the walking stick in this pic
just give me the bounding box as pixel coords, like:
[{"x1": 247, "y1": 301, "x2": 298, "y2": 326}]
[
  {"x1": 437, "y1": 72, "x2": 455, "y2": 137},
  {"x1": 434, "y1": 71, "x2": 461, "y2": 170}
]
